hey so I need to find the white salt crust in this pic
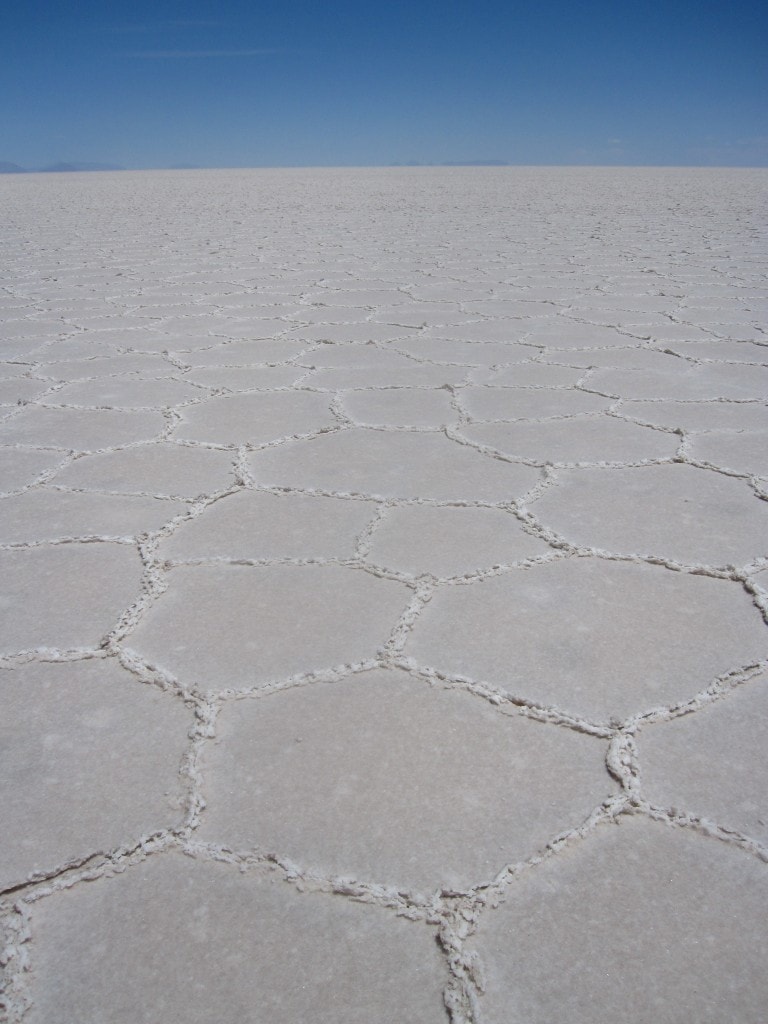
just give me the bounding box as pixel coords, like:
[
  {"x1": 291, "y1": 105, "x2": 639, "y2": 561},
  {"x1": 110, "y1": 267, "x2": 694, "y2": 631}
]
[{"x1": 1, "y1": 166, "x2": 767, "y2": 1024}]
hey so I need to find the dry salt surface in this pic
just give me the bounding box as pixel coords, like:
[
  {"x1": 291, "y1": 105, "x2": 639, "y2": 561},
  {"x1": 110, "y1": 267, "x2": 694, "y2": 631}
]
[{"x1": 1, "y1": 165, "x2": 767, "y2": 1023}]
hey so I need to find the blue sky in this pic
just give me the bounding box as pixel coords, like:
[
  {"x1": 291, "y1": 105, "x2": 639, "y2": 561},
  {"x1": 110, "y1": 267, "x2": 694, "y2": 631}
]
[{"x1": 2, "y1": 0, "x2": 766, "y2": 168}]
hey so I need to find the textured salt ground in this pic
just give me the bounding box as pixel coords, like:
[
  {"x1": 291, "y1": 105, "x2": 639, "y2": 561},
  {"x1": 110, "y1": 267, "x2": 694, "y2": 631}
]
[{"x1": 1, "y1": 166, "x2": 767, "y2": 1024}]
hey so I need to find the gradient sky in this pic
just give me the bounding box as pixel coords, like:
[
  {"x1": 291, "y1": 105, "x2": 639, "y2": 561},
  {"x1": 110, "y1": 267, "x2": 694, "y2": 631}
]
[{"x1": 2, "y1": 0, "x2": 766, "y2": 168}]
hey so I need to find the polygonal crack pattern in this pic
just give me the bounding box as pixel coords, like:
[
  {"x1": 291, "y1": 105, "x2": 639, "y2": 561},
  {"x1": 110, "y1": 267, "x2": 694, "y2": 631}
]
[
  {"x1": 24, "y1": 853, "x2": 448, "y2": 1024},
  {"x1": 1, "y1": 167, "x2": 766, "y2": 1024},
  {"x1": 637, "y1": 670, "x2": 768, "y2": 844},
  {"x1": 129, "y1": 563, "x2": 409, "y2": 692},
  {"x1": 405, "y1": 559, "x2": 766, "y2": 724},
  {"x1": 531, "y1": 463, "x2": 768, "y2": 568},
  {"x1": 468, "y1": 815, "x2": 768, "y2": 1024},
  {"x1": 0, "y1": 659, "x2": 191, "y2": 890},
  {"x1": 198, "y1": 669, "x2": 613, "y2": 892}
]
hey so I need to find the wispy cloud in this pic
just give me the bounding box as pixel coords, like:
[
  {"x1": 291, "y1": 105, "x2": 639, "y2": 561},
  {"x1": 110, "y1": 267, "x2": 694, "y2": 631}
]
[
  {"x1": 168, "y1": 20, "x2": 222, "y2": 28},
  {"x1": 100, "y1": 24, "x2": 153, "y2": 34},
  {"x1": 126, "y1": 48, "x2": 284, "y2": 58},
  {"x1": 103, "y1": 19, "x2": 222, "y2": 33}
]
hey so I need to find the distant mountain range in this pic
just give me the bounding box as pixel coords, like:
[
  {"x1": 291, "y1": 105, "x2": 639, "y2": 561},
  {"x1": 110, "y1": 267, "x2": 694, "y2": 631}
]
[
  {"x1": 391, "y1": 160, "x2": 510, "y2": 167},
  {"x1": 0, "y1": 161, "x2": 125, "y2": 173},
  {"x1": 1, "y1": 160, "x2": 513, "y2": 175}
]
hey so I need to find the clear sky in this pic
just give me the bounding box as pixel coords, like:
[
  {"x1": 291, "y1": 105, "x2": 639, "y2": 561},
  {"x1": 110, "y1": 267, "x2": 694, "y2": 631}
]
[{"x1": 2, "y1": 0, "x2": 766, "y2": 168}]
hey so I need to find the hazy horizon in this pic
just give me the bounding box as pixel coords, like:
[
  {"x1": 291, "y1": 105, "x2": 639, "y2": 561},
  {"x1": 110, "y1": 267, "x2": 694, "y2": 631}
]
[{"x1": 4, "y1": 162, "x2": 768, "y2": 175}]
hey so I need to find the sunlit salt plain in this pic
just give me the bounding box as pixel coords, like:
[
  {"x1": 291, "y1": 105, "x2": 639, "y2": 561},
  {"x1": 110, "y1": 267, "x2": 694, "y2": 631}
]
[{"x1": 1, "y1": 166, "x2": 767, "y2": 1023}]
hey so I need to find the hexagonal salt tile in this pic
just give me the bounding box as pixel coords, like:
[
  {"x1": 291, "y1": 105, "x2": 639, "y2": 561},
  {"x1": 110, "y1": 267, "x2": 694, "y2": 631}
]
[
  {"x1": 0, "y1": 448, "x2": 67, "y2": 492},
  {"x1": 525, "y1": 321, "x2": 630, "y2": 348},
  {"x1": 289, "y1": 318, "x2": 413, "y2": 338},
  {"x1": 407, "y1": 285, "x2": 493, "y2": 304},
  {"x1": 184, "y1": 365, "x2": 306, "y2": 390},
  {"x1": 665, "y1": 340, "x2": 768, "y2": 362},
  {"x1": 305, "y1": 365, "x2": 468, "y2": 389},
  {"x1": 589, "y1": 363, "x2": 768, "y2": 401},
  {"x1": 248, "y1": 428, "x2": 539, "y2": 502},
  {"x1": 0, "y1": 406, "x2": 165, "y2": 450},
  {"x1": 129, "y1": 563, "x2": 408, "y2": 691},
  {"x1": 469, "y1": 815, "x2": 768, "y2": 1024},
  {"x1": 0, "y1": 489, "x2": 184, "y2": 543},
  {"x1": 341, "y1": 388, "x2": 456, "y2": 427},
  {"x1": 207, "y1": 318, "x2": 297, "y2": 341},
  {"x1": 160, "y1": 490, "x2": 373, "y2": 561},
  {"x1": 48, "y1": 376, "x2": 201, "y2": 409},
  {"x1": 461, "y1": 415, "x2": 676, "y2": 464},
  {"x1": 460, "y1": 387, "x2": 612, "y2": 421},
  {"x1": 541, "y1": 347, "x2": 678, "y2": 371},
  {"x1": 199, "y1": 670, "x2": 611, "y2": 891},
  {"x1": 470, "y1": 364, "x2": 584, "y2": 387},
  {"x1": 532, "y1": 463, "x2": 768, "y2": 567},
  {"x1": 26, "y1": 852, "x2": 447, "y2": 1024},
  {"x1": 367, "y1": 504, "x2": 550, "y2": 577},
  {"x1": 1, "y1": 544, "x2": 144, "y2": 653},
  {"x1": 35, "y1": 353, "x2": 178, "y2": 380},
  {"x1": 621, "y1": 400, "x2": 768, "y2": 433},
  {"x1": 676, "y1": 306, "x2": 759, "y2": 325},
  {"x1": 289, "y1": 305, "x2": 382, "y2": 325},
  {"x1": 1, "y1": 318, "x2": 67, "y2": 341},
  {"x1": 33, "y1": 336, "x2": 126, "y2": 361},
  {"x1": 52, "y1": 442, "x2": 235, "y2": 498},
  {"x1": 298, "y1": 344, "x2": 418, "y2": 369},
  {"x1": 0, "y1": 377, "x2": 50, "y2": 404},
  {"x1": 638, "y1": 673, "x2": 768, "y2": 843},
  {"x1": 174, "y1": 390, "x2": 334, "y2": 445},
  {"x1": 0, "y1": 658, "x2": 190, "y2": 888},
  {"x1": 389, "y1": 338, "x2": 537, "y2": 365},
  {"x1": 405, "y1": 559, "x2": 766, "y2": 723},
  {"x1": 428, "y1": 320, "x2": 537, "y2": 343},
  {"x1": 688, "y1": 430, "x2": 768, "y2": 478},
  {"x1": 461, "y1": 301, "x2": 555, "y2": 318},
  {"x1": 184, "y1": 338, "x2": 308, "y2": 365}
]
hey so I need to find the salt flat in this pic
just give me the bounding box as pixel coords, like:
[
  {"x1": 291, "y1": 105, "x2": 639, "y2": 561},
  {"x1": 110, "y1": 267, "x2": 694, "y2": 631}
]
[{"x1": 1, "y1": 166, "x2": 767, "y2": 1023}]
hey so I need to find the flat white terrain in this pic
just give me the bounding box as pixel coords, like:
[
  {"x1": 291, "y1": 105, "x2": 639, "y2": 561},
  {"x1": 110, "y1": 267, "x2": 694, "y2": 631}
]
[{"x1": 1, "y1": 166, "x2": 767, "y2": 1023}]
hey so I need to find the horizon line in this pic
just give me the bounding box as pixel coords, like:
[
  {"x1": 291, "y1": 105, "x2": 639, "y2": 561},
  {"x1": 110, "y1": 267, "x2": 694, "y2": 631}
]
[{"x1": 3, "y1": 162, "x2": 768, "y2": 174}]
